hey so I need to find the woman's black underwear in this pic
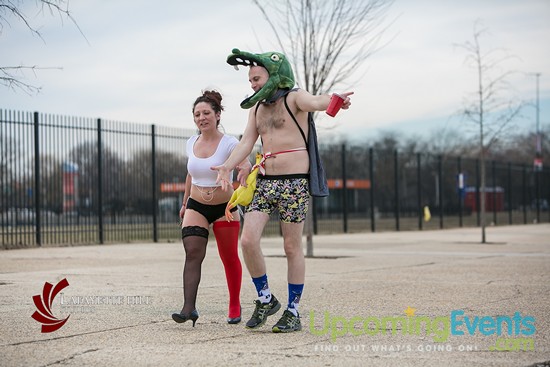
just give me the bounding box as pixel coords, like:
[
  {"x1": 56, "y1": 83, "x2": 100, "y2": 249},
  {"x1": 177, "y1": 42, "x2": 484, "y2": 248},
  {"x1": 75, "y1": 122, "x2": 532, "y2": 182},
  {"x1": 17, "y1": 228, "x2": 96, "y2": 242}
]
[{"x1": 186, "y1": 197, "x2": 238, "y2": 224}]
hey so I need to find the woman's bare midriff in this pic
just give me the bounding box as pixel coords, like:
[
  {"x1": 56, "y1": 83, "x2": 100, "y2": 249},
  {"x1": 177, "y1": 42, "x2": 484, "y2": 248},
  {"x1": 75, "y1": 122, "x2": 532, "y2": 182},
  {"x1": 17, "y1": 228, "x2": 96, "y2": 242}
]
[{"x1": 189, "y1": 185, "x2": 234, "y2": 205}]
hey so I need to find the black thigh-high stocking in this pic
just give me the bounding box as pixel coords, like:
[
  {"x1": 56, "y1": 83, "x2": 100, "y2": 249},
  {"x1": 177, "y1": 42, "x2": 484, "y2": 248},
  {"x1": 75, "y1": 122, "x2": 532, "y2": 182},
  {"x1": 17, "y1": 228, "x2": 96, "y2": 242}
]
[{"x1": 181, "y1": 226, "x2": 209, "y2": 315}]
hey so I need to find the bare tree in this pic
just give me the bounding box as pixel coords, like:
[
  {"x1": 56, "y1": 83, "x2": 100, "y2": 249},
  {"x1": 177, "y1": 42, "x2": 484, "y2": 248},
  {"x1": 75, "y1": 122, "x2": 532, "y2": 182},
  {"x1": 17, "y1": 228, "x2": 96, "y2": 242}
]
[
  {"x1": 0, "y1": 0, "x2": 86, "y2": 93},
  {"x1": 252, "y1": 0, "x2": 394, "y2": 256},
  {"x1": 253, "y1": 0, "x2": 393, "y2": 95},
  {"x1": 455, "y1": 21, "x2": 524, "y2": 243}
]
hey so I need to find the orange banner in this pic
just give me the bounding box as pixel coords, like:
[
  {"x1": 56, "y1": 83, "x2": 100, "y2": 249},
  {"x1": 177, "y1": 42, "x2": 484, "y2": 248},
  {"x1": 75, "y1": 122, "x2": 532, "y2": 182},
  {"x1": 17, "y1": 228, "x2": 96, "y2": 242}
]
[
  {"x1": 327, "y1": 179, "x2": 371, "y2": 189},
  {"x1": 160, "y1": 183, "x2": 186, "y2": 193},
  {"x1": 161, "y1": 179, "x2": 370, "y2": 192}
]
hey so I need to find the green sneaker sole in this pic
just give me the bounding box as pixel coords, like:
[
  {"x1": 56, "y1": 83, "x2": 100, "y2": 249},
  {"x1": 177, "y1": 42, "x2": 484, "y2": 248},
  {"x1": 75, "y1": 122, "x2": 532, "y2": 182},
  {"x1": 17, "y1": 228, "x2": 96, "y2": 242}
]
[{"x1": 272, "y1": 324, "x2": 302, "y2": 333}]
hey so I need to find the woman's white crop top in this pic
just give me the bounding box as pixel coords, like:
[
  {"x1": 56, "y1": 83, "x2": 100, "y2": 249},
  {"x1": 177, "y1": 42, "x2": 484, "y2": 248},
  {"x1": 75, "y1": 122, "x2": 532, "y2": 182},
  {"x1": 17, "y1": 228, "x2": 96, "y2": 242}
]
[{"x1": 186, "y1": 134, "x2": 238, "y2": 187}]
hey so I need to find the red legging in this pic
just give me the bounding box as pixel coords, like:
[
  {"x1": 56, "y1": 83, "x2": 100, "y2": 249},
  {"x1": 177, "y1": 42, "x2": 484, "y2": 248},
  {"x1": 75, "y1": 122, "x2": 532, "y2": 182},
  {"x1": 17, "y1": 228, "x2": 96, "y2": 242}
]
[{"x1": 213, "y1": 220, "x2": 242, "y2": 318}]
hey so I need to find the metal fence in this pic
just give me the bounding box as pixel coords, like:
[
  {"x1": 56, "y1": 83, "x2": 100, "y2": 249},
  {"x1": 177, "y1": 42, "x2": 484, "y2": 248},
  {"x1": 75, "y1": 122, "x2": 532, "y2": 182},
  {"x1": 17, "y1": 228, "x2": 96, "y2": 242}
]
[{"x1": 1, "y1": 108, "x2": 549, "y2": 248}]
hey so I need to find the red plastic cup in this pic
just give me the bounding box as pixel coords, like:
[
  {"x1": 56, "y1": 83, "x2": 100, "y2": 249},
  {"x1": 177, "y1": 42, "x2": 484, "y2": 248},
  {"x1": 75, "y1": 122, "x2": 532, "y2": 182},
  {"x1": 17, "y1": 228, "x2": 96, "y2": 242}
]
[{"x1": 326, "y1": 93, "x2": 345, "y2": 117}]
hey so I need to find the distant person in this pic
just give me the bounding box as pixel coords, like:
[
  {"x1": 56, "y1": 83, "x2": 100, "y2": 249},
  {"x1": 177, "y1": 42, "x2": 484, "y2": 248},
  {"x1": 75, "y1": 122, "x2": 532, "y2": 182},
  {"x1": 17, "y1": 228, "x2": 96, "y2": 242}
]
[
  {"x1": 213, "y1": 49, "x2": 352, "y2": 333},
  {"x1": 172, "y1": 90, "x2": 251, "y2": 326}
]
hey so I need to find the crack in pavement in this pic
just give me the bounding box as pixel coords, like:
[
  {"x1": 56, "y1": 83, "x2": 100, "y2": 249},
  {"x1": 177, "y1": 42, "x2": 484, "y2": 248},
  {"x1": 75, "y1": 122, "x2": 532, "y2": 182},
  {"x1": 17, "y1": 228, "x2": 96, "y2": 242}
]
[
  {"x1": 325, "y1": 262, "x2": 438, "y2": 275},
  {"x1": 1, "y1": 320, "x2": 167, "y2": 347},
  {"x1": 185, "y1": 331, "x2": 251, "y2": 344},
  {"x1": 41, "y1": 348, "x2": 99, "y2": 366}
]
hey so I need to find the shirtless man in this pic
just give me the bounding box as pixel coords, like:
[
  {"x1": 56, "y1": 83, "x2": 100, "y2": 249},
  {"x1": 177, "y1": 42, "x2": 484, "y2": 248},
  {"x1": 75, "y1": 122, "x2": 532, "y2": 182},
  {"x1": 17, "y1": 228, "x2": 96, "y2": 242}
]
[{"x1": 214, "y1": 51, "x2": 352, "y2": 333}]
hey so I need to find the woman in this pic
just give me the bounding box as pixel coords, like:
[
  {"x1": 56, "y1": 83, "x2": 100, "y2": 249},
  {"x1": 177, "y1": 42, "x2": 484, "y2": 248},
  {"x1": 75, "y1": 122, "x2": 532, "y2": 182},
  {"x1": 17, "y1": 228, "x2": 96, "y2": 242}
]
[{"x1": 172, "y1": 90, "x2": 250, "y2": 326}]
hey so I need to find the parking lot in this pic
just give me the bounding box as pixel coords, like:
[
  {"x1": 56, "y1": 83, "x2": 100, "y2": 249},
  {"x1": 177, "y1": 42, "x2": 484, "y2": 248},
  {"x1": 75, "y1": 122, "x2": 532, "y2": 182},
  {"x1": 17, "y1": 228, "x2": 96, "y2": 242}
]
[{"x1": 1, "y1": 224, "x2": 549, "y2": 366}]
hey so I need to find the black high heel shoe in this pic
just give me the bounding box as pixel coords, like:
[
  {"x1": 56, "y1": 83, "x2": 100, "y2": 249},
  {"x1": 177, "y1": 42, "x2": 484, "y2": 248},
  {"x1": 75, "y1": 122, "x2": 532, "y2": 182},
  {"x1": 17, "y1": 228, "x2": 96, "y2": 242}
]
[
  {"x1": 227, "y1": 306, "x2": 241, "y2": 324},
  {"x1": 172, "y1": 309, "x2": 199, "y2": 326}
]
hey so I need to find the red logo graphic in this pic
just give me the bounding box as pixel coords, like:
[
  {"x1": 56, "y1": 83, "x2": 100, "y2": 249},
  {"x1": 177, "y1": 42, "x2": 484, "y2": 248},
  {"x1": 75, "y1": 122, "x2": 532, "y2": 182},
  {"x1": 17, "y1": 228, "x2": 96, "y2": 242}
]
[{"x1": 31, "y1": 278, "x2": 70, "y2": 333}]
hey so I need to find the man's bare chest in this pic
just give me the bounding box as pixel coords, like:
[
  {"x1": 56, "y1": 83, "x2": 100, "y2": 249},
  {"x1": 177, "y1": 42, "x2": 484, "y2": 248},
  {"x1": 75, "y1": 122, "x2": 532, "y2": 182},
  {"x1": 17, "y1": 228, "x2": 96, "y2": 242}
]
[
  {"x1": 257, "y1": 114, "x2": 286, "y2": 134},
  {"x1": 255, "y1": 103, "x2": 288, "y2": 134},
  {"x1": 255, "y1": 100, "x2": 308, "y2": 143}
]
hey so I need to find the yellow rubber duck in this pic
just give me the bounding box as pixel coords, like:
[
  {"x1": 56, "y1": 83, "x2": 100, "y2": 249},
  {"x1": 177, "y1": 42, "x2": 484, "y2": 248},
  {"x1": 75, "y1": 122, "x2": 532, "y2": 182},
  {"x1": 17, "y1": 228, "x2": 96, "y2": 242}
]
[{"x1": 225, "y1": 153, "x2": 262, "y2": 221}]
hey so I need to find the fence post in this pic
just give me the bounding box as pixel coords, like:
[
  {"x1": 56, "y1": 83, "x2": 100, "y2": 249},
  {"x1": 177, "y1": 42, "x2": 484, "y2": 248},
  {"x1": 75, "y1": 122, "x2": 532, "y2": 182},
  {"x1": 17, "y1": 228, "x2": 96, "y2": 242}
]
[
  {"x1": 97, "y1": 118, "x2": 104, "y2": 244},
  {"x1": 417, "y1": 153, "x2": 422, "y2": 230},
  {"x1": 476, "y1": 159, "x2": 480, "y2": 226},
  {"x1": 438, "y1": 155, "x2": 443, "y2": 229},
  {"x1": 312, "y1": 198, "x2": 318, "y2": 235},
  {"x1": 33, "y1": 112, "x2": 41, "y2": 246},
  {"x1": 534, "y1": 167, "x2": 542, "y2": 224},
  {"x1": 341, "y1": 143, "x2": 348, "y2": 233},
  {"x1": 522, "y1": 165, "x2": 527, "y2": 224},
  {"x1": 152, "y1": 124, "x2": 158, "y2": 242},
  {"x1": 547, "y1": 169, "x2": 550, "y2": 223},
  {"x1": 507, "y1": 162, "x2": 513, "y2": 224},
  {"x1": 394, "y1": 149, "x2": 400, "y2": 231},
  {"x1": 369, "y1": 147, "x2": 375, "y2": 232},
  {"x1": 457, "y1": 156, "x2": 463, "y2": 227},
  {"x1": 305, "y1": 196, "x2": 314, "y2": 256},
  {"x1": 492, "y1": 160, "x2": 497, "y2": 225}
]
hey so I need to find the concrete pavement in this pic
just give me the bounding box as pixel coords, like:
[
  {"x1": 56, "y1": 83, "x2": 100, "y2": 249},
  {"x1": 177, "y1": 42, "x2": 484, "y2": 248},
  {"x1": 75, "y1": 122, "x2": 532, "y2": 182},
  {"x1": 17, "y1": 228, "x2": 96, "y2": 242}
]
[{"x1": 1, "y1": 224, "x2": 549, "y2": 366}]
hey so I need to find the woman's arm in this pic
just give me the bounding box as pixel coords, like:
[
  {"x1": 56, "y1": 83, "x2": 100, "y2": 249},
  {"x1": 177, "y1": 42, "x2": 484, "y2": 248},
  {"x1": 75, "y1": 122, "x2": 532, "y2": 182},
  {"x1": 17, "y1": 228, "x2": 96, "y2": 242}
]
[
  {"x1": 236, "y1": 157, "x2": 252, "y2": 187},
  {"x1": 179, "y1": 173, "x2": 192, "y2": 220},
  {"x1": 212, "y1": 108, "x2": 259, "y2": 191}
]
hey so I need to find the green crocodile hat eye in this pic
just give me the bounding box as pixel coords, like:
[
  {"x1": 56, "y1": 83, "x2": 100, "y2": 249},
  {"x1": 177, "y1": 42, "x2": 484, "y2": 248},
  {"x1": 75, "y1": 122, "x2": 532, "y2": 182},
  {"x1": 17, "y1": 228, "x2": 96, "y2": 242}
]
[{"x1": 270, "y1": 54, "x2": 280, "y2": 62}]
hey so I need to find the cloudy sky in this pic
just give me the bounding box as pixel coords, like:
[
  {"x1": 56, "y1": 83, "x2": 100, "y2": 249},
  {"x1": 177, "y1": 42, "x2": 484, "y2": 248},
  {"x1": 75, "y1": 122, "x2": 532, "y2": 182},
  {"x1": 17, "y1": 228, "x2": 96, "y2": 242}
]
[{"x1": 1, "y1": 0, "x2": 549, "y2": 141}]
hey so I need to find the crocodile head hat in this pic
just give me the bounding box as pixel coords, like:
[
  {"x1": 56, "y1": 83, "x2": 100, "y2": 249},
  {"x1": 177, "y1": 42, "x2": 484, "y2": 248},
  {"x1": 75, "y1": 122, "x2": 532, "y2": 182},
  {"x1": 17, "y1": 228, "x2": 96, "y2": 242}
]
[{"x1": 226, "y1": 48, "x2": 295, "y2": 109}]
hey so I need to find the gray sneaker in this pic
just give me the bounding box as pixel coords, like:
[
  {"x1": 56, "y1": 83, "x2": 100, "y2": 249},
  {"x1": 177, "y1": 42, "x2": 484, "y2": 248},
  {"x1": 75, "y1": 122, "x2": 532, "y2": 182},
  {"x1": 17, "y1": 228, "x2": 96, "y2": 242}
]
[
  {"x1": 245, "y1": 295, "x2": 281, "y2": 329},
  {"x1": 272, "y1": 309, "x2": 302, "y2": 333}
]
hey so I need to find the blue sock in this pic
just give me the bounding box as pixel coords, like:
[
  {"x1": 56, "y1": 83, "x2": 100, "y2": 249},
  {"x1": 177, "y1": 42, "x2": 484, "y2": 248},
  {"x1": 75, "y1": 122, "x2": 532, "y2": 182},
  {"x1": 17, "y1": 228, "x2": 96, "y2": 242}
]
[
  {"x1": 287, "y1": 283, "x2": 304, "y2": 316},
  {"x1": 252, "y1": 274, "x2": 271, "y2": 302}
]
